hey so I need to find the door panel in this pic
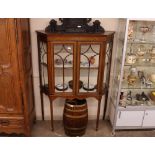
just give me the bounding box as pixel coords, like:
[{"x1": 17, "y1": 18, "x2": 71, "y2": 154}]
[
  {"x1": 51, "y1": 42, "x2": 76, "y2": 95},
  {"x1": 0, "y1": 19, "x2": 23, "y2": 114},
  {"x1": 77, "y1": 42, "x2": 102, "y2": 94},
  {"x1": 143, "y1": 110, "x2": 155, "y2": 127},
  {"x1": 116, "y1": 111, "x2": 144, "y2": 126}
]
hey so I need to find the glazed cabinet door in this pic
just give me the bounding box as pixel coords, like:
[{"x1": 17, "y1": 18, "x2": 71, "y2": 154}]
[
  {"x1": 0, "y1": 19, "x2": 23, "y2": 114},
  {"x1": 77, "y1": 42, "x2": 105, "y2": 95},
  {"x1": 49, "y1": 42, "x2": 76, "y2": 95}
]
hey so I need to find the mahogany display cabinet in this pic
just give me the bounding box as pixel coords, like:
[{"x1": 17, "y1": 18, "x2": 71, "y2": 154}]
[{"x1": 36, "y1": 31, "x2": 114, "y2": 131}]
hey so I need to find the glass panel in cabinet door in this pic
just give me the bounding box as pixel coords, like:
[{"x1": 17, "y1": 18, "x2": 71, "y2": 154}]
[
  {"x1": 79, "y1": 44, "x2": 100, "y2": 93},
  {"x1": 54, "y1": 44, "x2": 73, "y2": 93},
  {"x1": 40, "y1": 42, "x2": 48, "y2": 94},
  {"x1": 111, "y1": 19, "x2": 126, "y2": 107}
]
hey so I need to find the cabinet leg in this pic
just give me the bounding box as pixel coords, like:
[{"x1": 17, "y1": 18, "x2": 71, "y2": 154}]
[
  {"x1": 50, "y1": 98, "x2": 54, "y2": 131},
  {"x1": 40, "y1": 91, "x2": 44, "y2": 121},
  {"x1": 96, "y1": 99, "x2": 101, "y2": 131},
  {"x1": 103, "y1": 91, "x2": 108, "y2": 120}
]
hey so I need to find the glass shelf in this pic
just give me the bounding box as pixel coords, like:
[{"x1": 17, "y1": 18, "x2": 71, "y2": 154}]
[
  {"x1": 117, "y1": 57, "x2": 155, "y2": 67},
  {"x1": 54, "y1": 64, "x2": 98, "y2": 69},
  {"x1": 119, "y1": 98, "x2": 155, "y2": 107},
  {"x1": 41, "y1": 62, "x2": 98, "y2": 69},
  {"x1": 124, "y1": 62, "x2": 155, "y2": 67},
  {"x1": 55, "y1": 85, "x2": 97, "y2": 93},
  {"x1": 121, "y1": 79, "x2": 155, "y2": 89},
  {"x1": 128, "y1": 39, "x2": 155, "y2": 45}
]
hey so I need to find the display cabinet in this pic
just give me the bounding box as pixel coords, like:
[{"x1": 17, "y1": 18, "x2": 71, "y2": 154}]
[
  {"x1": 108, "y1": 19, "x2": 155, "y2": 133},
  {"x1": 37, "y1": 31, "x2": 114, "y2": 131}
]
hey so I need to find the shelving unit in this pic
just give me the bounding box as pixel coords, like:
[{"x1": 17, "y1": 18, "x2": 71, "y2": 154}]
[{"x1": 108, "y1": 19, "x2": 155, "y2": 133}]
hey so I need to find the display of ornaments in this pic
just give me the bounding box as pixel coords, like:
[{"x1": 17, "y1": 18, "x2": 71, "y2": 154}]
[
  {"x1": 55, "y1": 58, "x2": 72, "y2": 66},
  {"x1": 126, "y1": 53, "x2": 137, "y2": 64},
  {"x1": 68, "y1": 80, "x2": 83, "y2": 89},
  {"x1": 150, "y1": 46, "x2": 155, "y2": 57},
  {"x1": 149, "y1": 74, "x2": 155, "y2": 83},
  {"x1": 136, "y1": 45, "x2": 145, "y2": 57},
  {"x1": 127, "y1": 74, "x2": 137, "y2": 86},
  {"x1": 149, "y1": 91, "x2": 155, "y2": 102},
  {"x1": 55, "y1": 83, "x2": 68, "y2": 91},
  {"x1": 83, "y1": 83, "x2": 96, "y2": 91},
  {"x1": 89, "y1": 56, "x2": 95, "y2": 64},
  {"x1": 136, "y1": 92, "x2": 149, "y2": 101}
]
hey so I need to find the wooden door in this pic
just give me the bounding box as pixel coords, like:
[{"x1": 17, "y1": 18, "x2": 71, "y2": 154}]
[
  {"x1": 0, "y1": 19, "x2": 23, "y2": 114},
  {"x1": 16, "y1": 18, "x2": 35, "y2": 115}
]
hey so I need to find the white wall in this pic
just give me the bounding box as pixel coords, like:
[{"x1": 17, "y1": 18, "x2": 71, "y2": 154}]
[{"x1": 30, "y1": 18, "x2": 119, "y2": 120}]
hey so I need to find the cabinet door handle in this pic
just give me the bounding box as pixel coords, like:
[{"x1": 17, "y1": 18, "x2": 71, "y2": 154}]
[
  {"x1": 0, "y1": 120, "x2": 10, "y2": 126},
  {"x1": 145, "y1": 112, "x2": 148, "y2": 116},
  {"x1": 118, "y1": 111, "x2": 121, "y2": 118}
]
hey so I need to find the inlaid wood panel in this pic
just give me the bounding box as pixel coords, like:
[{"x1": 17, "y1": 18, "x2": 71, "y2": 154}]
[
  {"x1": 0, "y1": 19, "x2": 23, "y2": 114},
  {"x1": 0, "y1": 19, "x2": 10, "y2": 64}
]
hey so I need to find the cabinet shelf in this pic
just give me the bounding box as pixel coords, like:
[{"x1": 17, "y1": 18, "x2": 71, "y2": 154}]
[
  {"x1": 41, "y1": 62, "x2": 99, "y2": 69},
  {"x1": 55, "y1": 64, "x2": 99, "y2": 69},
  {"x1": 128, "y1": 40, "x2": 155, "y2": 45},
  {"x1": 117, "y1": 58, "x2": 155, "y2": 67},
  {"x1": 124, "y1": 62, "x2": 155, "y2": 67},
  {"x1": 121, "y1": 80, "x2": 155, "y2": 90},
  {"x1": 119, "y1": 100, "x2": 155, "y2": 108}
]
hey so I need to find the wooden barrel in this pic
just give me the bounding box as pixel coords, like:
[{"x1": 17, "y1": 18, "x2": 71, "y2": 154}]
[{"x1": 63, "y1": 99, "x2": 88, "y2": 136}]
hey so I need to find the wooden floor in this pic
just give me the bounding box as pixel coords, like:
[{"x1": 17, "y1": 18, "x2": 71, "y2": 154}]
[
  {"x1": 1, "y1": 120, "x2": 155, "y2": 137},
  {"x1": 31, "y1": 120, "x2": 155, "y2": 137}
]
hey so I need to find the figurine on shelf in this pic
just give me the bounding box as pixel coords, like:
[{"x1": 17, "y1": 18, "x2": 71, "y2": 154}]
[
  {"x1": 141, "y1": 75, "x2": 146, "y2": 85},
  {"x1": 136, "y1": 92, "x2": 149, "y2": 101},
  {"x1": 45, "y1": 19, "x2": 57, "y2": 32},
  {"x1": 136, "y1": 45, "x2": 145, "y2": 57},
  {"x1": 126, "y1": 53, "x2": 137, "y2": 64},
  {"x1": 150, "y1": 73, "x2": 155, "y2": 83},
  {"x1": 145, "y1": 79, "x2": 152, "y2": 88},
  {"x1": 150, "y1": 46, "x2": 155, "y2": 58},
  {"x1": 89, "y1": 56, "x2": 95, "y2": 65},
  {"x1": 149, "y1": 91, "x2": 155, "y2": 102},
  {"x1": 127, "y1": 74, "x2": 137, "y2": 86},
  {"x1": 141, "y1": 92, "x2": 149, "y2": 101},
  {"x1": 120, "y1": 92, "x2": 124, "y2": 100},
  {"x1": 138, "y1": 71, "x2": 144, "y2": 79},
  {"x1": 55, "y1": 58, "x2": 62, "y2": 65},
  {"x1": 128, "y1": 23, "x2": 134, "y2": 39},
  {"x1": 127, "y1": 91, "x2": 132, "y2": 101},
  {"x1": 93, "y1": 20, "x2": 105, "y2": 33},
  {"x1": 139, "y1": 26, "x2": 151, "y2": 42},
  {"x1": 80, "y1": 61, "x2": 89, "y2": 67}
]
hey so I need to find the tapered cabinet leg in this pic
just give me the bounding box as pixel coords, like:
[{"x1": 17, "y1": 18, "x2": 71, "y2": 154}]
[
  {"x1": 96, "y1": 99, "x2": 101, "y2": 131},
  {"x1": 50, "y1": 98, "x2": 54, "y2": 131},
  {"x1": 40, "y1": 91, "x2": 44, "y2": 120}
]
